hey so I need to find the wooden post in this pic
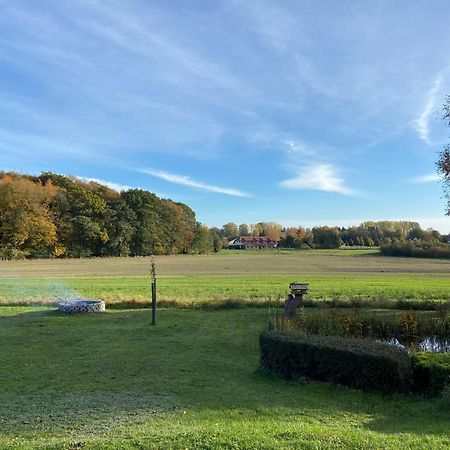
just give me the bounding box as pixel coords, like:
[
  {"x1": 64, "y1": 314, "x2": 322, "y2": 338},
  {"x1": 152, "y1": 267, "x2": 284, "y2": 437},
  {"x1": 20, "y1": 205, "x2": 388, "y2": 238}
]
[
  {"x1": 151, "y1": 257, "x2": 157, "y2": 325},
  {"x1": 151, "y1": 279, "x2": 157, "y2": 325}
]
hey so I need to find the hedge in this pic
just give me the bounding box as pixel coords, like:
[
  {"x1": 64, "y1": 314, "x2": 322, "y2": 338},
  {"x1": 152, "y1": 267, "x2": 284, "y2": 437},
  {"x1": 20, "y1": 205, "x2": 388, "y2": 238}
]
[
  {"x1": 380, "y1": 241, "x2": 450, "y2": 259},
  {"x1": 260, "y1": 331, "x2": 413, "y2": 393},
  {"x1": 412, "y1": 352, "x2": 450, "y2": 394}
]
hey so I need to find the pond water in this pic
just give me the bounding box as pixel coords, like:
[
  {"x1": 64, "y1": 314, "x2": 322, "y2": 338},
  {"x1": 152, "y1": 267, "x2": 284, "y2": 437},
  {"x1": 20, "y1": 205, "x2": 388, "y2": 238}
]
[{"x1": 386, "y1": 337, "x2": 450, "y2": 353}]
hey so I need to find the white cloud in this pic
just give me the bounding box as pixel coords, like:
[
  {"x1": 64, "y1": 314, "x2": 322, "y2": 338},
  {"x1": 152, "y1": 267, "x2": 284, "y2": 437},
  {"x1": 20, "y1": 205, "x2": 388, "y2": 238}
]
[
  {"x1": 76, "y1": 176, "x2": 133, "y2": 192},
  {"x1": 140, "y1": 169, "x2": 251, "y2": 197},
  {"x1": 284, "y1": 140, "x2": 318, "y2": 157},
  {"x1": 414, "y1": 75, "x2": 442, "y2": 144},
  {"x1": 408, "y1": 173, "x2": 441, "y2": 183},
  {"x1": 279, "y1": 164, "x2": 359, "y2": 196}
]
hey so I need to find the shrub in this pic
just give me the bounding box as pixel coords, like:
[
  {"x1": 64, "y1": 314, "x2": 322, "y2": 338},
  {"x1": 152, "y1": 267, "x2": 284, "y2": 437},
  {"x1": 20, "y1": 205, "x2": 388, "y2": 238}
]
[
  {"x1": 380, "y1": 241, "x2": 450, "y2": 259},
  {"x1": 412, "y1": 352, "x2": 450, "y2": 394},
  {"x1": 438, "y1": 386, "x2": 450, "y2": 409},
  {"x1": 260, "y1": 331, "x2": 413, "y2": 393}
]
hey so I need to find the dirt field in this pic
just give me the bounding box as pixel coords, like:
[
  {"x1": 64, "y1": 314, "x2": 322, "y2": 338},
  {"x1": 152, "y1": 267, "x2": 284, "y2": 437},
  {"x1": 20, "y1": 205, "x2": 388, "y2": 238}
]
[{"x1": 1, "y1": 249, "x2": 449, "y2": 277}]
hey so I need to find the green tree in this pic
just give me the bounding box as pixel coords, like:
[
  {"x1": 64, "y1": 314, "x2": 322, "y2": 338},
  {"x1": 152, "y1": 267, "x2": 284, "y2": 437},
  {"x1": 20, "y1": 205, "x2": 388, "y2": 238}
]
[
  {"x1": 238, "y1": 223, "x2": 250, "y2": 236},
  {"x1": 210, "y1": 230, "x2": 222, "y2": 253},
  {"x1": 222, "y1": 222, "x2": 238, "y2": 238},
  {"x1": 69, "y1": 215, "x2": 107, "y2": 257},
  {"x1": 40, "y1": 173, "x2": 109, "y2": 256},
  {"x1": 102, "y1": 199, "x2": 136, "y2": 256},
  {"x1": 122, "y1": 189, "x2": 165, "y2": 255},
  {"x1": 190, "y1": 223, "x2": 212, "y2": 253},
  {"x1": 437, "y1": 95, "x2": 450, "y2": 214},
  {"x1": 312, "y1": 226, "x2": 343, "y2": 249}
]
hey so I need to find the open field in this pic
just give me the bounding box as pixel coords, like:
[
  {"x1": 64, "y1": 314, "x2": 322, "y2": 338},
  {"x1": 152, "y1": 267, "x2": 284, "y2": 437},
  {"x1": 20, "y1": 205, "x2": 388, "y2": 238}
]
[
  {"x1": 0, "y1": 251, "x2": 450, "y2": 306},
  {"x1": 0, "y1": 307, "x2": 449, "y2": 450}
]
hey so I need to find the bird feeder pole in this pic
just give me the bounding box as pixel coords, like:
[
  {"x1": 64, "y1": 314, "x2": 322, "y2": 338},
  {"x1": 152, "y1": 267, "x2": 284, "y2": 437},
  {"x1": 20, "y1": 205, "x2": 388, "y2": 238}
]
[{"x1": 150, "y1": 257, "x2": 157, "y2": 325}]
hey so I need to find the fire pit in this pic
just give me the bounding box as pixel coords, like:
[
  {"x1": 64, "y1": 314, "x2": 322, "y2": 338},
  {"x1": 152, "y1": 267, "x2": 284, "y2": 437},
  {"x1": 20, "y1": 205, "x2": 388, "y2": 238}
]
[{"x1": 58, "y1": 299, "x2": 105, "y2": 314}]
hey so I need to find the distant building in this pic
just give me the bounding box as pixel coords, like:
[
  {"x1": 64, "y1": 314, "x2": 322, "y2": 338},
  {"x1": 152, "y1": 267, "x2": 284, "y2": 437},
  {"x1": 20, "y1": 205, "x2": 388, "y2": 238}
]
[{"x1": 228, "y1": 236, "x2": 278, "y2": 250}]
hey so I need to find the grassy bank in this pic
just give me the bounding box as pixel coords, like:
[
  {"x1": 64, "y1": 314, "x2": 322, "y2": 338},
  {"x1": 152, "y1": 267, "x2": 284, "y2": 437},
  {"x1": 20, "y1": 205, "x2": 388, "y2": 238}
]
[
  {"x1": 1, "y1": 274, "x2": 450, "y2": 307},
  {"x1": 0, "y1": 251, "x2": 449, "y2": 306},
  {"x1": 0, "y1": 307, "x2": 448, "y2": 449}
]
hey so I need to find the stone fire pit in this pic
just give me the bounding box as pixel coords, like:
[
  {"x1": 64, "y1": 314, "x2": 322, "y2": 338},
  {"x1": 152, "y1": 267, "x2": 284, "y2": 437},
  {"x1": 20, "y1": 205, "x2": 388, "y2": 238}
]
[{"x1": 58, "y1": 299, "x2": 105, "y2": 314}]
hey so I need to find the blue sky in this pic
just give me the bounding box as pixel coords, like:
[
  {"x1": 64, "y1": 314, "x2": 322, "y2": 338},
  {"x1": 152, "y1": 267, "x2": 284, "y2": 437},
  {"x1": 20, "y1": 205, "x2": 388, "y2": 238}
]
[{"x1": 1, "y1": 0, "x2": 450, "y2": 232}]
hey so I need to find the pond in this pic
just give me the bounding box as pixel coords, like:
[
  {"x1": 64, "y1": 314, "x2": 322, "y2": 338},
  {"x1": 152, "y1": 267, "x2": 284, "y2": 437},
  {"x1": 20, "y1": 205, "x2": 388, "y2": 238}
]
[
  {"x1": 270, "y1": 307, "x2": 450, "y2": 353},
  {"x1": 386, "y1": 337, "x2": 450, "y2": 353}
]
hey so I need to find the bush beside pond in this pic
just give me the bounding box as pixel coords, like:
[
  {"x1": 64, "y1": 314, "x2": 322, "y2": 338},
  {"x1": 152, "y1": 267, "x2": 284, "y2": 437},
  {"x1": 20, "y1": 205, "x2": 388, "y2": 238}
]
[
  {"x1": 260, "y1": 330, "x2": 413, "y2": 393},
  {"x1": 412, "y1": 352, "x2": 450, "y2": 394},
  {"x1": 261, "y1": 330, "x2": 450, "y2": 394}
]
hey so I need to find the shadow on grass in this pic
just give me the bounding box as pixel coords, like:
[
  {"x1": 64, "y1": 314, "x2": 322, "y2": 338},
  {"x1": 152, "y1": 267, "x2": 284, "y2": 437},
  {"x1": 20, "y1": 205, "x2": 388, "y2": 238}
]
[
  {"x1": 0, "y1": 391, "x2": 174, "y2": 437},
  {"x1": 0, "y1": 308, "x2": 448, "y2": 442}
]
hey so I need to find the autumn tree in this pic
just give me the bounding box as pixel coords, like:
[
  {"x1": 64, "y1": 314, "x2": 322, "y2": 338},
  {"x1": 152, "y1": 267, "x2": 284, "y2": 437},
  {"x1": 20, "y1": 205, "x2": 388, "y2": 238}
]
[
  {"x1": 0, "y1": 172, "x2": 221, "y2": 258},
  {"x1": 252, "y1": 222, "x2": 282, "y2": 241},
  {"x1": 281, "y1": 227, "x2": 313, "y2": 248},
  {"x1": 0, "y1": 175, "x2": 57, "y2": 258},
  {"x1": 40, "y1": 173, "x2": 109, "y2": 257},
  {"x1": 161, "y1": 200, "x2": 196, "y2": 254}
]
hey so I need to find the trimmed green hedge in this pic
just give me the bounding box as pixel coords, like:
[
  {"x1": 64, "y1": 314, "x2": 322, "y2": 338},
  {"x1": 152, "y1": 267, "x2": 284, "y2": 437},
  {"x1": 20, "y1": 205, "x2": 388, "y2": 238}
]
[
  {"x1": 260, "y1": 331, "x2": 413, "y2": 393},
  {"x1": 412, "y1": 352, "x2": 450, "y2": 394}
]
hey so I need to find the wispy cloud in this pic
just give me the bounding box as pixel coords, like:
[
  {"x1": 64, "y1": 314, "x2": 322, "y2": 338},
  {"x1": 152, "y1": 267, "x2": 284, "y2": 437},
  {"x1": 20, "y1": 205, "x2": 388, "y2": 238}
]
[
  {"x1": 408, "y1": 173, "x2": 441, "y2": 183},
  {"x1": 140, "y1": 169, "x2": 251, "y2": 197},
  {"x1": 230, "y1": 0, "x2": 300, "y2": 51},
  {"x1": 76, "y1": 176, "x2": 133, "y2": 192},
  {"x1": 284, "y1": 140, "x2": 318, "y2": 158},
  {"x1": 280, "y1": 164, "x2": 360, "y2": 197},
  {"x1": 76, "y1": 3, "x2": 242, "y2": 93},
  {"x1": 414, "y1": 75, "x2": 442, "y2": 144}
]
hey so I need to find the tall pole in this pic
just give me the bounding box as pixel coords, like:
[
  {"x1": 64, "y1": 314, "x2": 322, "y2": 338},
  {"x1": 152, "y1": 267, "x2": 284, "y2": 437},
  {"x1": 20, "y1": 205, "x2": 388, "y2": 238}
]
[{"x1": 151, "y1": 257, "x2": 157, "y2": 325}]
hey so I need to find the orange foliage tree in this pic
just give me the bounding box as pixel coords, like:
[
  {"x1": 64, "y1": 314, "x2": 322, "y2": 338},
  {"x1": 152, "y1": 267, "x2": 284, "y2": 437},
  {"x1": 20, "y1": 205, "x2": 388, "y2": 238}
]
[{"x1": 0, "y1": 175, "x2": 58, "y2": 257}]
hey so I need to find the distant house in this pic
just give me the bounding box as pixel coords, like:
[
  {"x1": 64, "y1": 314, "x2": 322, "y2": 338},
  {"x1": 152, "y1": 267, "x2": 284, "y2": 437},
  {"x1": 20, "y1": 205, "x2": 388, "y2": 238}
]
[{"x1": 228, "y1": 236, "x2": 278, "y2": 250}]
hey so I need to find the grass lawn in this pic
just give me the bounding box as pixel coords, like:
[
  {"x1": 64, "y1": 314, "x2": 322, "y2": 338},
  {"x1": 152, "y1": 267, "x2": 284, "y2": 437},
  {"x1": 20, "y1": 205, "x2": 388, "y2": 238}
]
[
  {"x1": 0, "y1": 251, "x2": 450, "y2": 306},
  {"x1": 0, "y1": 306, "x2": 449, "y2": 449}
]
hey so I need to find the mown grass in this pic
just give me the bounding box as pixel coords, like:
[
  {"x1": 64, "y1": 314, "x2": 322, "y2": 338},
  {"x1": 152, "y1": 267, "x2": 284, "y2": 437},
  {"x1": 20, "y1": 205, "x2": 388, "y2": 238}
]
[
  {"x1": 0, "y1": 251, "x2": 450, "y2": 306},
  {"x1": 1, "y1": 274, "x2": 450, "y2": 308},
  {"x1": 0, "y1": 307, "x2": 449, "y2": 449}
]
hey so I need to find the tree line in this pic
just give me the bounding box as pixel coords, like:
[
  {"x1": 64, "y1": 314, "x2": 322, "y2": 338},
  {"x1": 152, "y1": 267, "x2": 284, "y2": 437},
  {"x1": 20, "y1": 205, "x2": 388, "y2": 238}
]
[
  {"x1": 0, "y1": 172, "x2": 221, "y2": 259},
  {"x1": 1, "y1": 172, "x2": 448, "y2": 259},
  {"x1": 216, "y1": 221, "x2": 448, "y2": 249}
]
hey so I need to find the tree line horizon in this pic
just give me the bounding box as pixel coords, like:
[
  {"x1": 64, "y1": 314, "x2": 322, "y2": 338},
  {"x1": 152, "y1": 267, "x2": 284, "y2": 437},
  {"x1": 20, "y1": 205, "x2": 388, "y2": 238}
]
[{"x1": 0, "y1": 171, "x2": 449, "y2": 259}]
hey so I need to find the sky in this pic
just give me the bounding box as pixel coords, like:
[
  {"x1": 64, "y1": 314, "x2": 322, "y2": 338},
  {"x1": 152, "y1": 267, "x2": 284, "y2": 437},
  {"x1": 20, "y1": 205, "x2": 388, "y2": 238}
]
[{"x1": 1, "y1": 0, "x2": 450, "y2": 233}]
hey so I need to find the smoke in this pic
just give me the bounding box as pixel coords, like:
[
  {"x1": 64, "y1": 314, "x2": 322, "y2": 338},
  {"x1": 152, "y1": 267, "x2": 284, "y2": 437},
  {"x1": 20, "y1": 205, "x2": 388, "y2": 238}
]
[
  {"x1": 43, "y1": 279, "x2": 83, "y2": 300},
  {"x1": 0, "y1": 277, "x2": 83, "y2": 305}
]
